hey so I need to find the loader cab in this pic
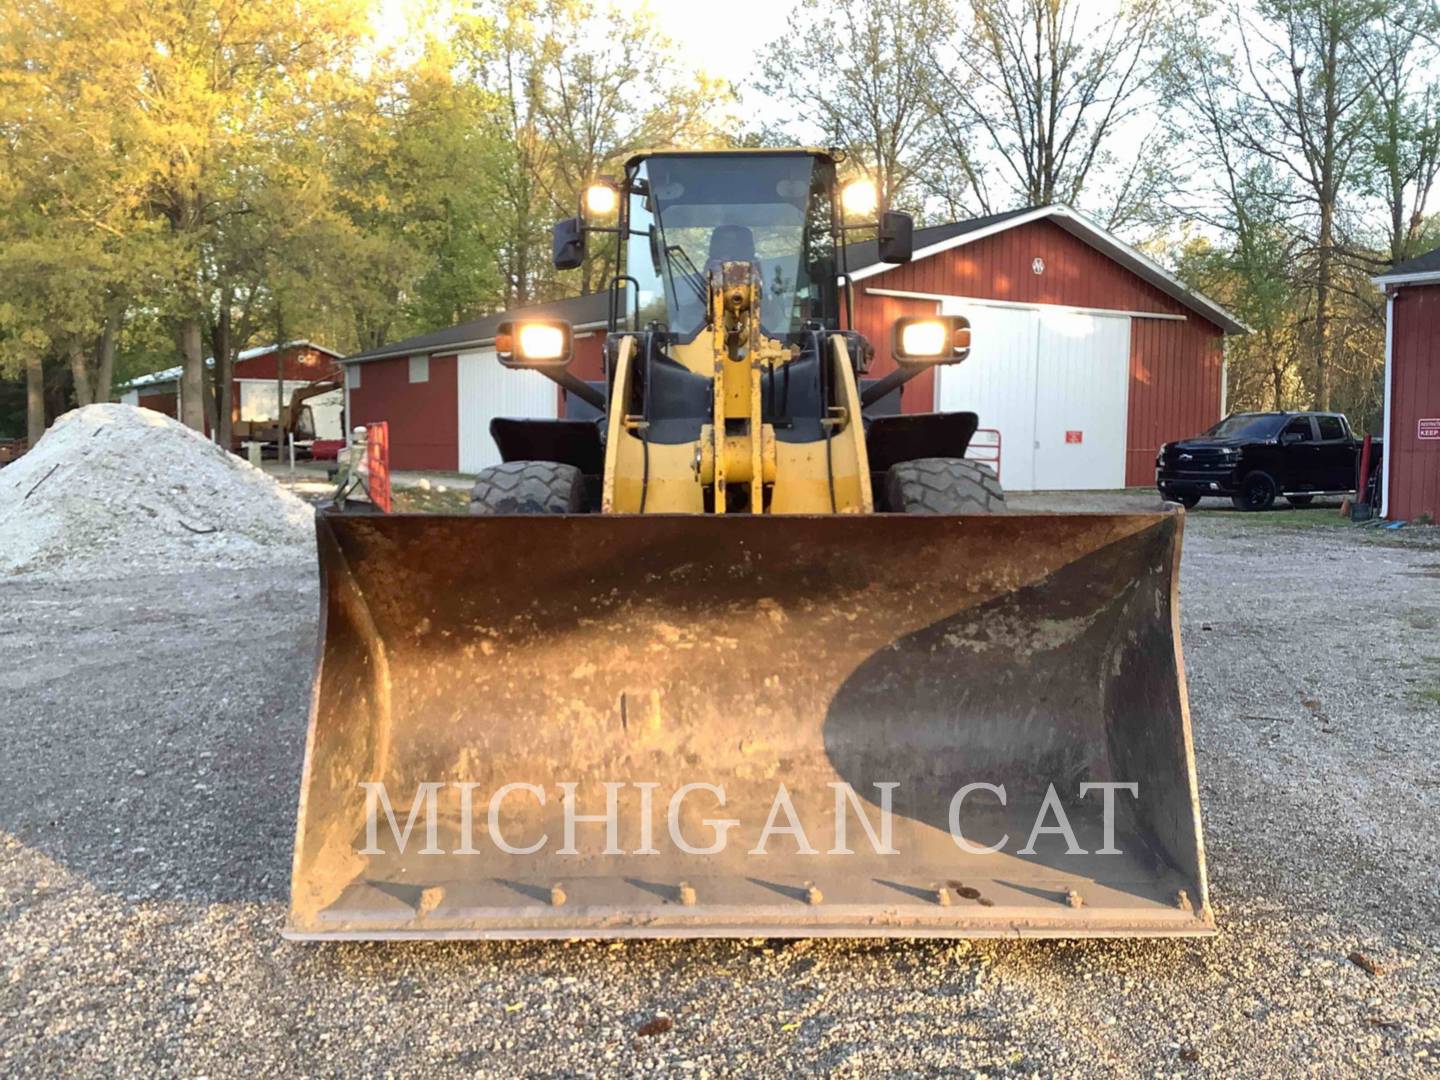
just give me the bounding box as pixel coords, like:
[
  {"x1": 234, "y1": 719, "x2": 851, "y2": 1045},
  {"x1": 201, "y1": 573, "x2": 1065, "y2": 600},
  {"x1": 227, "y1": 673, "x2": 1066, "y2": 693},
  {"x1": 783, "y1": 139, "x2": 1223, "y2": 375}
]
[{"x1": 619, "y1": 150, "x2": 843, "y2": 340}]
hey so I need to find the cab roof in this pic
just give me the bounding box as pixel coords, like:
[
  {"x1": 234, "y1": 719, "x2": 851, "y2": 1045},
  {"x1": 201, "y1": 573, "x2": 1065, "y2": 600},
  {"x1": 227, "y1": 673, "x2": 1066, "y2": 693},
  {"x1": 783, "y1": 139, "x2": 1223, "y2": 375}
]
[{"x1": 624, "y1": 147, "x2": 835, "y2": 168}]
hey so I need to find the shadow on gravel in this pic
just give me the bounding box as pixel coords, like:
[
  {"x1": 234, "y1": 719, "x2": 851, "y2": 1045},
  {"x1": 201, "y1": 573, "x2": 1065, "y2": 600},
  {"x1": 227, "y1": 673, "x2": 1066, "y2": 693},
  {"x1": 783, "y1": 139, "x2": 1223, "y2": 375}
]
[{"x1": 0, "y1": 569, "x2": 315, "y2": 905}]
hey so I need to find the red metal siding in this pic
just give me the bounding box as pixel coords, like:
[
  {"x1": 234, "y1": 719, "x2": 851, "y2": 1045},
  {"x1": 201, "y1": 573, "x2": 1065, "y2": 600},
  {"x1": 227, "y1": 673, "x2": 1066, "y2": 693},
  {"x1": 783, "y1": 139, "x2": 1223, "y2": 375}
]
[
  {"x1": 852, "y1": 291, "x2": 941, "y2": 411},
  {"x1": 560, "y1": 332, "x2": 608, "y2": 415},
  {"x1": 1125, "y1": 318, "x2": 1224, "y2": 486},
  {"x1": 855, "y1": 219, "x2": 1226, "y2": 482},
  {"x1": 1388, "y1": 284, "x2": 1440, "y2": 520},
  {"x1": 137, "y1": 392, "x2": 176, "y2": 418},
  {"x1": 235, "y1": 346, "x2": 340, "y2": 382},
  {"x1": 347, "y1": 355, "x2": 459, "y2": 471}
]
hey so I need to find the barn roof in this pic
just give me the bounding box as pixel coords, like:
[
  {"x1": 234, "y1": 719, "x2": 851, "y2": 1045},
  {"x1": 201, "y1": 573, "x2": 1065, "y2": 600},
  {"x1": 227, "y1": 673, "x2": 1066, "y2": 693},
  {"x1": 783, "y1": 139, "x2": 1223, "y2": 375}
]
[
  {"x1": 124, "y1": 340, "x2": 343, "y2": 389},
  {"x1": 844, "y1": 204, "x2": 1247, "y2": 334},
  {"x1": 344, "y1": 293, "x2": 612, "y2": 365},
  {"x1": 838, "y1": 206, "x2": 1038, "y2": 270},
  {"x1": 1372, "y1": 244, "x2": 1440, "y2": 286}
]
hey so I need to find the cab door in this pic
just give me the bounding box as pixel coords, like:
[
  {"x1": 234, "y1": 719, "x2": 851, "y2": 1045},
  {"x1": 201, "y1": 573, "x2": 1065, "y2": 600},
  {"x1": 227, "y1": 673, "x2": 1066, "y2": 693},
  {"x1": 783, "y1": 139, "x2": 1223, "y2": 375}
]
[
  {"x1": 1313, "y1": 414, "x2": 1356, "y2": 491},
  {"x1": 1277, "y1": 415, "x2": 1320, "y2": 490}
]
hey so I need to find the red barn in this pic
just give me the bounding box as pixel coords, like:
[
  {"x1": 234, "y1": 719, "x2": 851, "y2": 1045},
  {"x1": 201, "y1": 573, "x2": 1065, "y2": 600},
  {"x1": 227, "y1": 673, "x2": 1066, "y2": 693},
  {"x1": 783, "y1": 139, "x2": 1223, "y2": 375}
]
[
  {"x1": 342, "y1": 206, "x2": 1245, "y2": 486},
  {"x1": 1375, "y1": 251, "x2": 1440, "y2": 520},
  {"x1": 121, "y1": 341, "x2": 346, "y2": 441}
]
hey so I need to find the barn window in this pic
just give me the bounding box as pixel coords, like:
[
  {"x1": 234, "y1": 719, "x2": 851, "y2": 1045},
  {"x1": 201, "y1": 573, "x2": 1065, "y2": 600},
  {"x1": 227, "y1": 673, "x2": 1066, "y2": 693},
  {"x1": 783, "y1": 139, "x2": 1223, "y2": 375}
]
[
  {"x1": 409, "y1": 356, "x2": 430, "y2": 383},
  {"x1": 346, "y1": 365, "x2": 361, "y2": 390}
]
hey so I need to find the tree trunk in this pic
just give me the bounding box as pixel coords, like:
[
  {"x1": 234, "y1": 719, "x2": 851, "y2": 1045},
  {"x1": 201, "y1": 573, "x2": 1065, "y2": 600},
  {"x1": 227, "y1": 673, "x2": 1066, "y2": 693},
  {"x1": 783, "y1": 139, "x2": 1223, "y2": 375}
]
[
  {"x1": 201, "y1": 360, "x2": 220, "y2": 437},
  {"x1": 1314, "y1": 201, "x2": 1333, "y2": 411},
  {"x1": 178, "y1": 317, "x2": 206, "y2": 431},
  {"x1": 95, "y1": 310, "x2": 119, "y2": 403},
  {"x1": 214, "y1": 303, "x2": 234, "y2": 450},
  {"x1": 68, "y1": 341, "x2": 94, "y2": 407},
  {"x1": 25, "y1": 352, "x2": 46, "y2": 446}
]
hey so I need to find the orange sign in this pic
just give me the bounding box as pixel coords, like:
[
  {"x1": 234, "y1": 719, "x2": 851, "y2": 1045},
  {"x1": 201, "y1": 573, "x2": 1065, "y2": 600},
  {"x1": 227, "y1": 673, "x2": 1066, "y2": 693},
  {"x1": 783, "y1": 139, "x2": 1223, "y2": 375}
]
[{"x1": 366, "y1": 421, "x2": 392, "y2": 513}]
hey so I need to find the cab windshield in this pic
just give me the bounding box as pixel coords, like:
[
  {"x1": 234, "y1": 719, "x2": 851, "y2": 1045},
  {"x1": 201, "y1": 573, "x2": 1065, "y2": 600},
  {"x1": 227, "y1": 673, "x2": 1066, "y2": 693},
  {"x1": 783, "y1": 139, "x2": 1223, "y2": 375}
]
[{"x1": 625, "y1": 154, "x2": 838, "y2": 339}]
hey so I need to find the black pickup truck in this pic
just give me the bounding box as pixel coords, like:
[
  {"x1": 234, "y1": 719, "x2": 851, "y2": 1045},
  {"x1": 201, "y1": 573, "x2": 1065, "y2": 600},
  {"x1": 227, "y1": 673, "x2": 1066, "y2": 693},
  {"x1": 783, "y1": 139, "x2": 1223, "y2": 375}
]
[{"x1": 1156, "y1": 411, "x2": 1376, "y2": 511}]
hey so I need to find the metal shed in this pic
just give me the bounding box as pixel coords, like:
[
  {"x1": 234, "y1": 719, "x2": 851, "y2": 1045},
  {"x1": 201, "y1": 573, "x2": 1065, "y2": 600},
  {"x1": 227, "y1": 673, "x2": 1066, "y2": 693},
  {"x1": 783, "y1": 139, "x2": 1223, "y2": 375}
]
[{"x1": 1374, "y1": 250, "x2": 1440, "y2": 520}]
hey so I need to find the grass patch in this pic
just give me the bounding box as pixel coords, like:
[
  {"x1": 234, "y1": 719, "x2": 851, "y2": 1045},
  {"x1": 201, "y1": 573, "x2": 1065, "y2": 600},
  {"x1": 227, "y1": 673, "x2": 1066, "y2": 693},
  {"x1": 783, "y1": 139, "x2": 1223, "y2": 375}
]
[
  {"x1": 393, "y1": 485, "x2": 470, "y2": 514},
  {"x1": 1204, "y1": 507, "x2": 1350, "y2": 530}
]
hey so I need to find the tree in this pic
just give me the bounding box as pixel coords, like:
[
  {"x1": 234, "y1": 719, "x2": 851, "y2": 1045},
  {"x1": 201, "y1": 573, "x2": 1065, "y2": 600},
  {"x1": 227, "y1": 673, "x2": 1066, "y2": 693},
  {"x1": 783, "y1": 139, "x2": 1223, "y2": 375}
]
[
  {"x1": 473, "y1": 0, "x2": 729, "y2": 301},
  {"x1": 1225, "y1": 0, "x2": 1381, "y2": 410},
  {"x1": 929, "y1": 0, "x2": 1174, "y2": 225},
  {"x1": 1356, "y1": 1, "x2": 1440, "y2": 264},
  {"x1": 757, "y1": 0, "x2": 946, "y2": 211},
  {"x1": 0, "y1": 0, "x2": 168, "y2": 419},
  {"x1": 6, "y1": 0, "x2": 370, "y2": 430}
]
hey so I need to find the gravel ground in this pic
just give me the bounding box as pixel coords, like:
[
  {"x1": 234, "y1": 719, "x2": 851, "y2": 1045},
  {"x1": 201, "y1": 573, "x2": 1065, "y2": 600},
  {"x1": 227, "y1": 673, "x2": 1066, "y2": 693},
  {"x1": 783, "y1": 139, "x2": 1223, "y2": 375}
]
[{"x1": 2, "y1": 499, "x2": 1437, "y2": 1076}]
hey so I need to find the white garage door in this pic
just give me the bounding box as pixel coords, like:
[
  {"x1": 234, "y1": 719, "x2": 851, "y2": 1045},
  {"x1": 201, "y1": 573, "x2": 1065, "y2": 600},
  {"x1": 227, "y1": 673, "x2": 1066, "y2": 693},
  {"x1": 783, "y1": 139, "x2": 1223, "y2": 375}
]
[
  {"x1": 936, "y1": 302, "x2": 1131, "y2": 491},
  {"x1": 456, "y1": 348, "x2": 559, "y2": 472}
]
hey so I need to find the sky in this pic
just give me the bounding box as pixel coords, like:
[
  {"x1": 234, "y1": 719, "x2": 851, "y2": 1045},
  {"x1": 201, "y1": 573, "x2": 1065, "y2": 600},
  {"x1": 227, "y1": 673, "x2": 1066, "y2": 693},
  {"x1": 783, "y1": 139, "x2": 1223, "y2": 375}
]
[
  {"x1": 373, "y1": 0, "x2": 802, "y2": 83},
  {"x1": 617, "y1": 0, "x2": 801, "y2": 82}
]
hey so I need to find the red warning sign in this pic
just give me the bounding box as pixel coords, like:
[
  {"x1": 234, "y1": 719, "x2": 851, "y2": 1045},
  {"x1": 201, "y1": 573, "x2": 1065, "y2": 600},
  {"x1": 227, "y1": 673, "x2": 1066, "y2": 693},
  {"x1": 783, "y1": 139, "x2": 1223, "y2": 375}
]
[
  {"x1": 1065, "y1": 430, "x2": 1084, "y2": 444},
  {"x1": 1419, "y1": 418, "x2": 1440, "y2": 440}
]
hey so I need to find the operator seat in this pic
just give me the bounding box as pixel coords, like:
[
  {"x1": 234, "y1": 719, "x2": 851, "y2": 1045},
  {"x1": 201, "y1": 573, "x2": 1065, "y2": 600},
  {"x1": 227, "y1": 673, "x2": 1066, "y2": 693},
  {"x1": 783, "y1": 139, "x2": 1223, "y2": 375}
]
[{"x1": 706, "y1": 225, "x2": 757, "y2": 269}]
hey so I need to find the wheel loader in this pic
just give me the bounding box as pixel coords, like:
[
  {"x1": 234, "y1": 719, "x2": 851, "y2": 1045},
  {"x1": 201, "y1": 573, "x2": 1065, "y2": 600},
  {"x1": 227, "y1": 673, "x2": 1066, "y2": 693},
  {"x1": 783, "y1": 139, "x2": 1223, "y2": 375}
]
[{"x1": 288, "y1": 148, "x2": 1212, "y2": 939}]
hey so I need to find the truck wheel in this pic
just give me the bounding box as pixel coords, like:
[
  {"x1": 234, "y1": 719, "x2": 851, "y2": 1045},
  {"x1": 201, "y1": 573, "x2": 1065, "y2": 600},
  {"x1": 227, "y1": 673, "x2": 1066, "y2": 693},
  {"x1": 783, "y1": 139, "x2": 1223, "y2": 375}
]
[
  {"x1": 885, "y1": 457, "x2": 1005, "y2": 514},
  {"x1": 1286, "y1": 495, "x2": 1314, "y2": 508},
  {"x1": 469, "y1": 461, "x2": 584, "y2": 514},
  {"x1": 1231, "y1": 471, "x2": 1277, "y2": 512}
]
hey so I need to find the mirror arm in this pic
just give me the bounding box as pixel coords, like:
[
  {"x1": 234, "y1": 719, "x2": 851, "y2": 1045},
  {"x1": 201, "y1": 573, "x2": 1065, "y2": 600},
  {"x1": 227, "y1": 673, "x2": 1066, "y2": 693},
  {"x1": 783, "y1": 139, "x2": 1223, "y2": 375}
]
[
  {"x1": 542, "y1": 366, "x2": 608, "y2": 412},
  {"x1": 860, "y1": 364, "x2": 923, "y2": 409}
]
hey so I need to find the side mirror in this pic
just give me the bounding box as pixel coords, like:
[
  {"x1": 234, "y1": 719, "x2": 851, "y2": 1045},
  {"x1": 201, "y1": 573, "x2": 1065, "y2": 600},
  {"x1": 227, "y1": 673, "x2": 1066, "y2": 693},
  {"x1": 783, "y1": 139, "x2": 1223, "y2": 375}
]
[
  {"x1": 879, "y1": 211, "x2": 913, "y2": 264},
  {"x1": 892, "y1": 315, "x2": 970, "y2": 366},
  {"x1": 496, "y1": 319, "x2": 573, "y2": 369},
  {"x1": 552, "y1": 218, "x2": 586, "y2": 271}
]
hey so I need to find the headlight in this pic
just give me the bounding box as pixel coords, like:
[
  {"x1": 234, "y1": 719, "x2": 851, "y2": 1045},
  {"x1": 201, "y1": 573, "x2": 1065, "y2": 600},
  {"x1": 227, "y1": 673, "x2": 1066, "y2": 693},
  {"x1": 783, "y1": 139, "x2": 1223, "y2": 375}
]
[
  {"x1": 841, "y1": 179, "x2": 878, "y2": 218},
  {"x1": 900, "y1": 320, "x2": 947, "y2": 356},
  {"x1": 496, "y1": 319, "x2": 573, "y2": 368},
  {"x1": 582, "y1": 181, "x2": 619, "y2": 218},
  {"x1": 892, "y1": 315, "x2": 971, "y2": 363}
]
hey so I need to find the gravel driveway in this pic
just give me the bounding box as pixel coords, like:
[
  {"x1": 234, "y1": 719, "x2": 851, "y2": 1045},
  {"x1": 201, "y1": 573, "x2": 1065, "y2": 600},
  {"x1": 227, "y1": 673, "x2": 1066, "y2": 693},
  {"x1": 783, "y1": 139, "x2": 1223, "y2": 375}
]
[{"x1": 2, "y1": 501, "x2": 1437, "y2": 1076}]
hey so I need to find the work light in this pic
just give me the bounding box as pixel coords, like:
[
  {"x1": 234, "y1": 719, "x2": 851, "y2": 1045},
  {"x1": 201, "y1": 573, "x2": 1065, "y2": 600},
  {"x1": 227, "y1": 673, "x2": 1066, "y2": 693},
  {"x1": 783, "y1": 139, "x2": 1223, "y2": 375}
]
[
  {"x1": 583, "y1": 181, "x2": 619, "y2": 218},
  {"x1": 497, "y1": 319, "x2": 573, "y2": 368},
  {"x1": 840, "y1": 179, "x2": 878, "y2": 218},
  {"x1": 892, "y1": 315, "x2": 972, "y2": 363}
]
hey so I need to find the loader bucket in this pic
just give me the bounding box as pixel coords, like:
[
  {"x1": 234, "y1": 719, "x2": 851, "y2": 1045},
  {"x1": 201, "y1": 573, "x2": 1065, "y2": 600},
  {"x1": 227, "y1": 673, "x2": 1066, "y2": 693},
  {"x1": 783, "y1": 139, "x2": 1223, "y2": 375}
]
[{"x1": 287, "y1": 510, "x2": 1212, "y2": 940}]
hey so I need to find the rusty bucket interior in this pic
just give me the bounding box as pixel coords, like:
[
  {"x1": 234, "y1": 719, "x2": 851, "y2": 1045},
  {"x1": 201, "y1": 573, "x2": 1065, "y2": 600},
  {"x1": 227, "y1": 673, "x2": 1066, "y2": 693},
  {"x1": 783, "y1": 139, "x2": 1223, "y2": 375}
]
[{"x1": 286, "y1": 511, "x2": 1212, "y2": 940}]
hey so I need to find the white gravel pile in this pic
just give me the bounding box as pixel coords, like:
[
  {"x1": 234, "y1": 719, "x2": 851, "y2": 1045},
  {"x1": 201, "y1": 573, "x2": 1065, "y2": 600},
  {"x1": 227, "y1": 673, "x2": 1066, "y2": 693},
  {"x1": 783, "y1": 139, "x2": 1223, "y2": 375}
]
[{"x1": 0, "y1": 403, "x2": 314, "y2": 579}]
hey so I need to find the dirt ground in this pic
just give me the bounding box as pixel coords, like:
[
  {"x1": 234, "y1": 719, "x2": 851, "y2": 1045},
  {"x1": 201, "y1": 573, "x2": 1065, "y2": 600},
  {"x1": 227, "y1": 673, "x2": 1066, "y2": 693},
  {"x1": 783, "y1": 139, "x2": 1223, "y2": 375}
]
[{"x1": 1, "y1": 496, "x2": 1437, "y2": 1076}]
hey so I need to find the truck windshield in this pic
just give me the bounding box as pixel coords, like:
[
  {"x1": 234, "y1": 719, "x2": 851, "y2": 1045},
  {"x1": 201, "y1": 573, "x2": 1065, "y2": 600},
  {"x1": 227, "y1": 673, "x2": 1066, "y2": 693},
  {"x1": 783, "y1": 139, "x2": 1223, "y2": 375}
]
[
  {"x1": 1206, "y1": 414, "x2": 1286, "y2": 439},
  {"x1": 625, "y1": 154, "x2": 837, "y2": 339}
]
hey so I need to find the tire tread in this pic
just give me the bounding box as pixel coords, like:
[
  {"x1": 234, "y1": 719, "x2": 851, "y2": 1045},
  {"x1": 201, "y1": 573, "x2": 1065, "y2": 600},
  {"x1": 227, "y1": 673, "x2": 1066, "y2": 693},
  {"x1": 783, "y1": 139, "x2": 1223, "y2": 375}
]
[
  {"x1": 469, "y1": 461, "x2": 584, "y2": 514},
  {"x1": 884, "y1": 457, "x2": 1006, "y2": 514}
]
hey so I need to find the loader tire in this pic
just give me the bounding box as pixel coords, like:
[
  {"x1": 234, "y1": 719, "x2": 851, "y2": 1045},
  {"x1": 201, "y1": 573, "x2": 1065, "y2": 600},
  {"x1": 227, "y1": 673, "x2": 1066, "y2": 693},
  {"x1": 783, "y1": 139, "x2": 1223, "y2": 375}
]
[
  {"x1": 885, "y1": 457, "x2": 1005, "y2": 514},
  {"x1": 469, "y1": 461, "x2": 584, "y2": 514}
]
